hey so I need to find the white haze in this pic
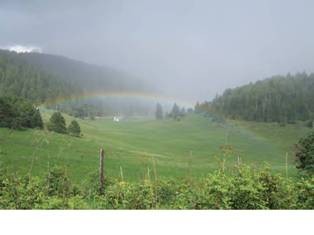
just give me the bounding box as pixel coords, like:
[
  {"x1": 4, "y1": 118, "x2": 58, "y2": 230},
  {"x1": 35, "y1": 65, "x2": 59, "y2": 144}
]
[
  {"x1": 1, "y1": 45, "x2": 42, "y2": 53},
  {"x1": 1, "y1": 0, "x2": 314, "y2": 103}
]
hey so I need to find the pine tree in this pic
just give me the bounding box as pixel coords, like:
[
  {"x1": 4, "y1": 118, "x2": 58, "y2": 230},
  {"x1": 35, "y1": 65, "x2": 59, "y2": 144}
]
[
  {"x1": 68, "y1": 120, "x2": 81, "y2": 137},
  {"x1": 0, "y1": 96, "x2": 43, "y2": 129},
  {"x1": 47, "y1": 112, "x2": 67, "y2": 134},
  {"x1": 206, "y1": 73, "x2": 314, "y2": 123},
  {"x1": 295, "y1": 132, "x2": 314, "y2": 175},
  {"x1": 32, "y1": 109, "x2": 44, "y2": 129},
  {"x1": 180, "y1": 107, "x2": 186, "y2": 117},
  {"x1": 155, "y1": 103, "x2": 163, "y2": 120},
  {"x1": 170, "y1": 103, "x2": 181, "y2": 121}
]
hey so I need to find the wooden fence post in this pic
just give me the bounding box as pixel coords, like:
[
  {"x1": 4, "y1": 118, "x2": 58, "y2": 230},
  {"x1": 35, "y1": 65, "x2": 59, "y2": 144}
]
[
  {"x1": 99, "y1": 148, "x2": 105, "y2": 193},
  {"x1": 285, "y1": 152, "x2": 288, "y2": 178}
]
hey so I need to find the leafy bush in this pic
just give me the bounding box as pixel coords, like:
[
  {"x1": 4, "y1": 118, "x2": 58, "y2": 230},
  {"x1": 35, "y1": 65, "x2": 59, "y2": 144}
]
[
  {"x1": 196, "y1": 172, "x2": 233, "y2": 209},
  {"x1": 295, "y1": 131, "x2": 314, "y2": 175},
  {"x1": 0, "y1": 165, "x2": 313, "y2": 209},
  {"x1": 229, "y1": 167, "x2": 267, "y2": 209},
  {"x1": 257, "y1": 170, "x2": 298, "y2": 209},
  {"x1": 0, "y1": 96, "x2": 43, "y2": 130},
  {"x1": 0, "y1": 174, "x2": 44, "y2": 209},
  {"x1": 295, "y1": 177, "x2": 314, "y2": 209},
  {"x1": 154, "y1": 179, "x2": 178, "y2": 208},
  {"x1": 45, "y1": 166, "x2": 72, "y2": 197}
]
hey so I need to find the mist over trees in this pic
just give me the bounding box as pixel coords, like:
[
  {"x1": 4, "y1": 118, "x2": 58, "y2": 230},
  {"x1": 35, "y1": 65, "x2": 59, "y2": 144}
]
[
  {"x1": 0, "y1": 49, "x2": 158, "y2": 117},
  {"x1": 19, "y1": 52, "x2": 151, "y2": 94},
  {"x1": 155, "y1": 103, "x2": 163, "y2": 120},
  {"x1": 167, "y1": 103, "x2": 186, "y2": 121},
  {"x1": 0, "y1": 50, "x2": 77, "y2": 103},
  {"x1": 197, "y1": 73, "x2": 314, "y2": 124},
  {"x1": 0, "y1": 49, "x2": 151, "y2": 102}
]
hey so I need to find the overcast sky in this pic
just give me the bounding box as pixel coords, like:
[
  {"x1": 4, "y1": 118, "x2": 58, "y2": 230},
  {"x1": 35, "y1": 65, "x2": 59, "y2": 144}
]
[{"x1": 1, "y1": 0, "x2": 314, "y2": 102}]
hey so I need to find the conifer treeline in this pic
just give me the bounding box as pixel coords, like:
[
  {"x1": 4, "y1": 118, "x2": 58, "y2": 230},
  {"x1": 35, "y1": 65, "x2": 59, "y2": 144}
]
[
  {"x1": 0, "y1": 50, "x2": 79, "y2": 103},
  {"x1": 196, "y1": 73, "x2": 314, "y2": 123},
  {"x1": 0, "y1": 96, "x2": 43, "y2": 129},
  {"x1": 0, "y1": 49, "x2": 153, "y2": 117}
]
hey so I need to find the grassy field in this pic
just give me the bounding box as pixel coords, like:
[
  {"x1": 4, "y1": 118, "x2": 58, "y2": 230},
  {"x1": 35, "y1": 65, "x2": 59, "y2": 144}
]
[{"x1": 0, "y1": 110, "x2": 311, "y2": 183}]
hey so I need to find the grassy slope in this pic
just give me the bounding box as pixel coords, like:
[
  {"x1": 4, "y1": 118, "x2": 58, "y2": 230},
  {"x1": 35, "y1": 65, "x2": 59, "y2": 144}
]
[{"x1": 0, "y1": 111, "x2": 311, "y2": 182}]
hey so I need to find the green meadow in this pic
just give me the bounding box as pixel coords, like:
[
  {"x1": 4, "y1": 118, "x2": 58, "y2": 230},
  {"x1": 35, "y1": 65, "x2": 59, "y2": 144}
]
[{"x1": 0, "y1": 110, "x2": 311, "y2": 183}]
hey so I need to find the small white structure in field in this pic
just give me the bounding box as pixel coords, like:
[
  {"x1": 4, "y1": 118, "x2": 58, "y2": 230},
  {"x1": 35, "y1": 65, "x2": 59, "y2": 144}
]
[{"x1": 113, "y1": 116, "x2": 120, "y2": 122}]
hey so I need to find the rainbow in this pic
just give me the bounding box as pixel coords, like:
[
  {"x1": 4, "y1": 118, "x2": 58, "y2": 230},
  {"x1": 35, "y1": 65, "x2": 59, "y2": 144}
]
[{"x1": 43, "y1": 91, "x2": 194, "y2": 108}]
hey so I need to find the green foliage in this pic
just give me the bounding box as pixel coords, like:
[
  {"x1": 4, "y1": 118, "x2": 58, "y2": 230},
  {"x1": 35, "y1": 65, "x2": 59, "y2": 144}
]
[
  {"x1": 153, "y1": 180, "x2": 178, "y2": 208},
  {"x1": 295, "y1": 177, "x2": 314, "y2": 209},
  {"x1": 201, "y1": 73, "x2": 314, "y2": 123},
  {"x1": 257, "y1": 170, "x2": 295, "y2": 209},
  {"x1": 295, "y1": 132, "x2": 314, "y2": 175},
  {"x1": 305, "y1": 120, "x2": 313, "y2": 128},
  {"x1": 0, "y1": 50, "x2": 78, "y2": 103},
  {"x1": 0, "y1": 49, "x2": 151, "y2": 117},
  {"x1": 0, "y1": 165, "x2": 313, "y2": 209},
  {"x1": 0, "y1": 96, "x2": 43, "y2": 129},
  {"x1": 68, "y1": 120, "x2": 81, "y2": 137},
  {"x1": 45, "y1": 166, "x2": 72, "y2": 197},
  {"x1": 0, "y1": 173, "x2": 44, "y2": 209},
  {"x1": 47, "y1": 112, "x2": 67, "y2": 134},
  {"x1": 197, "y1": 172, "x2": 233, "y2": 209}
]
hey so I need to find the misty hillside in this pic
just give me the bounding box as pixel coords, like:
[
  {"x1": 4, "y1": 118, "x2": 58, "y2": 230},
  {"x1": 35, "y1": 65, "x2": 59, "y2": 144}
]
[
  {"x1": 0, "y1": 49, "x2": 79, "y2": 103},
  {"x1": 0, "y1": 49, "x2": 150, "y2": 103},
  {"x1": 204, "y1": 73, "x2": 314, "y2": 123},
  {"x1": 19, "y1": 51, "x2": 149, "y2": 93}
]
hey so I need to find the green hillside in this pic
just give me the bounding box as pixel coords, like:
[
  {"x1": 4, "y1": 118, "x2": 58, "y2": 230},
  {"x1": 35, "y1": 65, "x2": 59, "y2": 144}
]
[
  {"x1": 197, "y1": 73, "x2": 314, "y2": 123},
  {"x1": 0, "y1": 49, "x2": 79, "y2": 103},
  {"x1": 0, "y1": 49, "x2": 151, "y2": 103},
  {"x1": 0, "y1": 112, "x2": 310, "y2": 182},
  {"x1": 19, "y1": 51, "x2": 150, "y2": 93}
]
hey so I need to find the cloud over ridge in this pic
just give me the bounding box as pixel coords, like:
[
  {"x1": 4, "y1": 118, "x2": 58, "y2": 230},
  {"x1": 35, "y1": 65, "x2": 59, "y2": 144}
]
[{"x1": 1, "y1": 44, "x2": 42, "y2": 53}]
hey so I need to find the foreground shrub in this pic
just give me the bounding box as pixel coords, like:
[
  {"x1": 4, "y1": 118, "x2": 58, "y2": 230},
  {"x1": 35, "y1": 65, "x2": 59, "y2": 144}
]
[
  {"x1": 229, "y1": 167, "x2": 267, "y2": 209},
  {"x1": 0, "y1": 175, "x2": 44, "y2": 209},
  {"x1": 197, "y1": 172, "x2": 233, "y2": 209},
  {"x1": 295, "y1": 177, "x2": 314, "y2": 209},
  {"x1": 0, "y1": 165, "x2": 313, "y2": 209},
  {"x1": 295, "y1": 131, "x2": 314, "y2": 175},
  {"x1": 258, "y1": 170, "x2": 298, "y2": 209},
  {"x1": 45, "y1": 166, "x2": 72, "y2": 197}
]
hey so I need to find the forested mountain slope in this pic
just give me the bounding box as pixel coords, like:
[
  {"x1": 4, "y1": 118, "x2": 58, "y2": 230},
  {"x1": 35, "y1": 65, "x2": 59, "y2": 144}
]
[
  {"x1": 0, "y1": 49, "x2": 79, "y2": 103},
  {"x1": 198, "y1": 73, "x2": 314, "y2": 123},
  {"x1": 19, "y1": 51, "x2": 148, "y2": 93},
  {"x1": 0, "y1": 50, "x2": 149, "y2": 104}
]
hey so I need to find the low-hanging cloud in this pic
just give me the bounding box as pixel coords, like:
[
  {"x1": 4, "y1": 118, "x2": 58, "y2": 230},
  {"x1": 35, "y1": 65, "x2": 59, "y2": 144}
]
[
  {"x1": 2, "y1": 45, "x2": 42, "y2": 53},
  {"x1": 1, "y1": 0, "x2": 314, "y2": 103}
]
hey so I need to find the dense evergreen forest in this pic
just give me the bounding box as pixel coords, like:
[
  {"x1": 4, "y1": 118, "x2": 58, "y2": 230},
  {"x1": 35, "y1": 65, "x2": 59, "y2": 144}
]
[
  {"x1": 0, "y1": 50, "x2": 150, "y2": 102},
  {"x1": 19, "y1": 51, "x2": 149, "y2": 94},
  {"x1": 0, "y1": 50, "x2": 79, "y2": 103},
  {"x1": 196, "y1": 73, "x2": 314, "y2": 123},
  {"x1": 0, "y1": 96, "x2": 43, "y2": 129},
  {"x1": 0, "y1": 50, "x2": 153, "y2": 117}
]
